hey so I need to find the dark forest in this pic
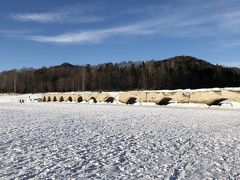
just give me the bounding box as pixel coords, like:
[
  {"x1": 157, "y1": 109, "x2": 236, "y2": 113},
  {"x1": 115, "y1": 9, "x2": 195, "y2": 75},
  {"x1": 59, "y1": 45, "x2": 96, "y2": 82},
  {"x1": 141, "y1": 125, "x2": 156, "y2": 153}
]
[{"x1": 1, "y1": 56, "x2": 240, "y2": 93}]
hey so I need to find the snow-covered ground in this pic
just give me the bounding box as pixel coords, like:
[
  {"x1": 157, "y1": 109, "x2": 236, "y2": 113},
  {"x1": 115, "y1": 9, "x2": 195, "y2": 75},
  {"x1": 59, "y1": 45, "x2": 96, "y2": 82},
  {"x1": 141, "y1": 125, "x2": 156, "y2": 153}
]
[
  {"x1": 0, "y1": 102, "x2": 240, "y2": 179},
  {"x1": 0, "y1": 94, "x2": 42, "y2": 103}
]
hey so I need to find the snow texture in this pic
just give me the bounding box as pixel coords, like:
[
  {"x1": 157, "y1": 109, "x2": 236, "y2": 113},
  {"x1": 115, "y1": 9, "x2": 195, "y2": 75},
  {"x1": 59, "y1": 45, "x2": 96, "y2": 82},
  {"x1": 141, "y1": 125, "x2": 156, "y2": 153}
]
[{"x1": 0, "y1": 102, "x2": 240, "y2": 179}]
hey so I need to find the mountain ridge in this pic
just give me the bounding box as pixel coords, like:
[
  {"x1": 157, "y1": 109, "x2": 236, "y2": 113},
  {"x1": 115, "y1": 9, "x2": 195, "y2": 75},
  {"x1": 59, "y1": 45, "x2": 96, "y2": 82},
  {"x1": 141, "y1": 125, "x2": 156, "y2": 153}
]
[
  {"x1": 0, "y1": 56, "x2": 240, "y2": 93},
  {"x1": 48, "y1": 56, "x2": 238, "y2": 70}
]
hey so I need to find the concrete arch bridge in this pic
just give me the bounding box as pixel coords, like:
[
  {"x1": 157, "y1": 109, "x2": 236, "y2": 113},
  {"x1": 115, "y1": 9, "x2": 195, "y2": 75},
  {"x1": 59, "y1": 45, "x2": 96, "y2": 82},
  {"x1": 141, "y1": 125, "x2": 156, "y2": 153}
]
[{"x1": 42, "y1": 88, "x2": 240, "y2": 106}]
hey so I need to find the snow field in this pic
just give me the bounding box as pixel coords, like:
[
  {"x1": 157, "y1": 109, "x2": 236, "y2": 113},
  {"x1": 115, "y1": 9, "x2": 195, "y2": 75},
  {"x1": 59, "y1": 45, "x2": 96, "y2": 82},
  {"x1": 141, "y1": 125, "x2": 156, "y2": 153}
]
[{"x1": 0, "y1": 103, "x2": 240, "y2": 179}]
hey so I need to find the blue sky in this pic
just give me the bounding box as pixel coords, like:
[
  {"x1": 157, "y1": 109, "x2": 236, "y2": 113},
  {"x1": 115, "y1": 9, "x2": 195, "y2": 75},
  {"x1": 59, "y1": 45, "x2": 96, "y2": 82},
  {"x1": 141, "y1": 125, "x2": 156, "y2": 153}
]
[{"x1": 1, "y1": 0, "x2": 240, "y2": 71}]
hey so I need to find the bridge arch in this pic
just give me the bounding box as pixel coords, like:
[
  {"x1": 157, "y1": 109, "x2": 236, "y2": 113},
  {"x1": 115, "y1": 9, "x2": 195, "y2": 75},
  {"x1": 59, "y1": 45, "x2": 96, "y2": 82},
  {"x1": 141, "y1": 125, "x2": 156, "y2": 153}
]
[
  {"x1": 157, "y1": 97, "x2": 173, "y2": 105},
  {"x1": 89, "y1": 97, "x2": 97, "y2": 103},
  {"x1": 126, "y1": 97, "x2": 137, "y2": 104},
  {"x1": 77, "y1": 96, "x2": 83, "y2": 103},
  {"x1": 47, "y1": 96, "x2": 51, "y2": 102},
  {"x1": 53, "y1": 96, "x2": 57, "y2": 102},
  {"x1": 59, "y1": 96, "x2": 64, "y2": 102},
  {"x1": 67, "y1": 96, "x2": 73, "y2": 102},
  {"x1": 105, "y1": 97, "x2": 115, "y2": 103},
  {"x1": 209, "y1": 98, "x2": 228, "y2": 106}
]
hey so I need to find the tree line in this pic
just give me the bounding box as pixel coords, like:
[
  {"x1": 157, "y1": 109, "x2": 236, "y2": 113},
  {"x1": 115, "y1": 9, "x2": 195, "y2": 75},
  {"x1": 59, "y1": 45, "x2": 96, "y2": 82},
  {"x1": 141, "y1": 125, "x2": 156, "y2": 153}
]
[{"x1": 1, "y1": 56, "x2": 240, "y2": 93}]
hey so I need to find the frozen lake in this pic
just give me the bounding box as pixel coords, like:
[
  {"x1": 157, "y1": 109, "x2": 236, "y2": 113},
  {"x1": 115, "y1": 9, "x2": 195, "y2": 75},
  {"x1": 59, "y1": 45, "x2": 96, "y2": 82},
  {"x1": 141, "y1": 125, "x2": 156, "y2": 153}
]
[{"x1": 0, "y1": 102, "x2": 240, "y2": 179}]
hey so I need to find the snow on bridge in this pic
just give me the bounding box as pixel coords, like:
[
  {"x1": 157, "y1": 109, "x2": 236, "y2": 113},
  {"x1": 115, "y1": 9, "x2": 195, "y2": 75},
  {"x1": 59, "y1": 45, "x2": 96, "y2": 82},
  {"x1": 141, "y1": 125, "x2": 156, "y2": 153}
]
[{"x1": 42, "y1": 87, "x2": 240, "y2": 106}]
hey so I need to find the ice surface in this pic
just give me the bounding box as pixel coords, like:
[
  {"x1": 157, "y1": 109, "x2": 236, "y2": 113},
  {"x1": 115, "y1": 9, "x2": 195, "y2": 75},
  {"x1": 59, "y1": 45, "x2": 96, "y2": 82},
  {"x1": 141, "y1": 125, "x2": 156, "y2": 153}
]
[{"x1": 0, "y1": 102, "x2": 240, "y2": 179}]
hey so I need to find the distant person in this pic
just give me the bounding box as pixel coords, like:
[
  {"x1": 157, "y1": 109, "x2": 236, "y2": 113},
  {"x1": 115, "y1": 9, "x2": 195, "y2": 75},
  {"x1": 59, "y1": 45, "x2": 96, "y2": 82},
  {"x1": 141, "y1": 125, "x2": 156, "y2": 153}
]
[{"x1": 19, "y1": 99, "x2": 24, "y2": 103}]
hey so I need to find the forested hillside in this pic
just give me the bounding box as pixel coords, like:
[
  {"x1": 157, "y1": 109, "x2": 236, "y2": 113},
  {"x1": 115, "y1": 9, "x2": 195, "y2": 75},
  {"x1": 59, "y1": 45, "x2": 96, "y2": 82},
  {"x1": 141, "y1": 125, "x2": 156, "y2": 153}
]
[{"x1": 1, "y1": 56, "x2": 240, "y2": 93}]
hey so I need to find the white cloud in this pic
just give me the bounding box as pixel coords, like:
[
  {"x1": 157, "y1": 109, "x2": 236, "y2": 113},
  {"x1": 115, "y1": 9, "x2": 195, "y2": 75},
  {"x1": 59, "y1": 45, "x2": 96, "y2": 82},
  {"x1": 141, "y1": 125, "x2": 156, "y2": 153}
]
[
  {"x1": 11, "y1": 13, "x2": 62, "y2": 23},
  {"x1": 220, "y1": 41, "x2": 240, "y2": 48},
  {"x1": 0, "y1": 29, "x2": 34, "y2": 38},
  {"x1": 0, "y1": 29, "x2": 30, "y2": 34},
  {"x1": 5, "y1": 0, "x2": 240, "y2": 45},
  {"x1": 10, "y1": 12, "x2": 104, "y2": 23},
  {"x1": 29, "y1": 23, "x2": 156, "y2": 44},
  {"x1": 9, "y1": 3, "x2": 105, "y2": 24},
  {"x1": 25, "y1": 10, "x2": 230, "y2": 44}
]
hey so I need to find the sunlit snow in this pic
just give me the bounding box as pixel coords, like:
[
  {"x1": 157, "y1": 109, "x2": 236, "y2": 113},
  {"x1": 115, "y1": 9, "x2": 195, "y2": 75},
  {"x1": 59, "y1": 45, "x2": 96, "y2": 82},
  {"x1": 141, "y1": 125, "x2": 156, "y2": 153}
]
[{"x1": 0, "y1": 99, "x2": 240, "y2": 179}]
